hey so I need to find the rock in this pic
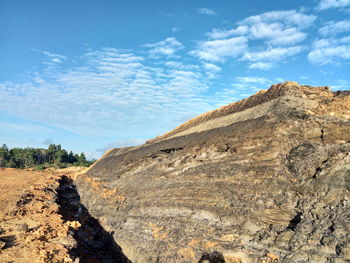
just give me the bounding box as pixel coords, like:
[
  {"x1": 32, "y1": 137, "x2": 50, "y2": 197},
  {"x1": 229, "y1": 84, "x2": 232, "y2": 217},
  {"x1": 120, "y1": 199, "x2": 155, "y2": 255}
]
[
  {"x1": 0, "y1": 238, "x2": 6, "y2": 249},
  {"x1": 64, "y1": 256, "x2": 73, "y2": 263},
  {"x1": 50, "y1": 236, "x2": 77, "y2": 249},
  {"x1": 75, "y1": 82, "x2": 350, "y2": 263},
  {"x1": 64, "y1": 220, "x2": 81, "y2": 229},
  {"x1": 14, "y1": 223, "x2": 28, "y2": 233}
]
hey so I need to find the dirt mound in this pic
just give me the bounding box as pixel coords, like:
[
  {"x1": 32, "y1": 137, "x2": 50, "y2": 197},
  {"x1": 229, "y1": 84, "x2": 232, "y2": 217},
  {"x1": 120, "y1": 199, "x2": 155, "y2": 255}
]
[
  {"x1": 76, "y1": 82, "x2": 350, "y2": 263},
  {"x1": 148, "y1": 81, "x2": 349, "y2": 142}
]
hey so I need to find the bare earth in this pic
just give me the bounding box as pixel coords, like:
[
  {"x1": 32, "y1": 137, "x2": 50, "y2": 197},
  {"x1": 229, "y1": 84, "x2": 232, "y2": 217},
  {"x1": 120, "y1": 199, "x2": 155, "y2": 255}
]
[
  {"x1": 0, "y1": 168, "x2": 47, "y2": 214},
  {"x1": 77, "y1": 82, "x2": 350, "y2": 263},
  {"x1": 0, "y1": 168, "x2": 83, "y2": 263}
]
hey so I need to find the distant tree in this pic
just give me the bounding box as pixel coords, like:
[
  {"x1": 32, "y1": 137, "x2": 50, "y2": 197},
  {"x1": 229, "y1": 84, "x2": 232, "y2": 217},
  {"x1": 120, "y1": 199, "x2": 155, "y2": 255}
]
[
  {"x1": 24, "y1": 148, "x2": 36, "y2": 167},
  {"x1": 54, "y1": 149, "x2": 66, "y2": 163},
  {"x1": 77, "y1": 153, "x2": 86, "y2": 165},
  {"x1": 34, "y1": 149, "x2": 46, "y2": 164},
  {"x1": 0, "y1": 144, "x2": 95, "y2": 169},
  {"x1": 0, "y1": 144, "x2": 9, "y2": 167},
  {"x1": 68, "y1": 151, "x2": 76, "y2": 163},
  {"x1": 1, "y1": 144, "x2": 8, "y2": 151},
  {"x1": 9, "y1": 148, "x2": 25, "y2": 168}
]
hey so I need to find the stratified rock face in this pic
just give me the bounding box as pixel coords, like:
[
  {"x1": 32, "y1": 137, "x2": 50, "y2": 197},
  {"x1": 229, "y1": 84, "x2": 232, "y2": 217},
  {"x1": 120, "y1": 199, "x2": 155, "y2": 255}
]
[{"x1": 76, "y1": 82, "x2": 350, "y2": 263}]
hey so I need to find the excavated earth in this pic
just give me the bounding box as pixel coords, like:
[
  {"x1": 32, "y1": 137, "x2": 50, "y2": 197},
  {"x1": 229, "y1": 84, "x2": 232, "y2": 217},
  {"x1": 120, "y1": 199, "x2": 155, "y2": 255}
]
[
  {"x1": 74, "y1": 81, "x2": 350, "y2": 263},
  {"x1": 0, "y1": 167, "x2": 128, "y2": 263}
]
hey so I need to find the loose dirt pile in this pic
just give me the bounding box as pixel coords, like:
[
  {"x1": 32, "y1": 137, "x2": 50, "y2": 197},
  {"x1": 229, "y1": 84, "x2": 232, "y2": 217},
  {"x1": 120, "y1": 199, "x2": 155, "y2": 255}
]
[{"x1": 0, "y1": 167, "x2": 123, "y2": 263}]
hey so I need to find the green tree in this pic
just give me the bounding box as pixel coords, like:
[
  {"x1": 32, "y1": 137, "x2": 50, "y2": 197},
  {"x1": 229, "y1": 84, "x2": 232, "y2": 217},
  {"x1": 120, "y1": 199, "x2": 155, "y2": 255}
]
[
  {"x1": 0, "y1": 143, "x2": 95, "y2": 169},
  {"x1": 0, "y1": 144, "x2": 9, "y2": 167}
]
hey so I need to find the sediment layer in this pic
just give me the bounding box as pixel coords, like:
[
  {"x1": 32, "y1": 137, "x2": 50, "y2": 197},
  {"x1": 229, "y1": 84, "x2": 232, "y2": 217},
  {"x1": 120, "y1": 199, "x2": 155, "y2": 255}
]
[{"x1": 76, "y1": 81, "x2": 350, "y2": 263}]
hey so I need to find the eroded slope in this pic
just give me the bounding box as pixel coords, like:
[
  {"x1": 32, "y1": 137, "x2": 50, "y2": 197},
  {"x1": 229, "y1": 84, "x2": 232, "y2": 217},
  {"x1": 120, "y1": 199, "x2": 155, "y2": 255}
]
[{"x1": 76, "y1": 81, "x2": 350, "y2": 263}]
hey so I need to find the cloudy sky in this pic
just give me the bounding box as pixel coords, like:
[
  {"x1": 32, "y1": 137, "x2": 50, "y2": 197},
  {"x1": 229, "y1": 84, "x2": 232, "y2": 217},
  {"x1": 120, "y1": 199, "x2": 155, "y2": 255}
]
[{"x1": 1, "y1": 0, "x2": 350, "y2": 159}]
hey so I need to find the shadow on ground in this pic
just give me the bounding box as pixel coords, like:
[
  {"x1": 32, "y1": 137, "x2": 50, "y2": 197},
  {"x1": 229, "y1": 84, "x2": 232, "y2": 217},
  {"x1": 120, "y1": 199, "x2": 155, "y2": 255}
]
[{"x1": 57, "y1": 176, "x2": 132, "y2": 263}]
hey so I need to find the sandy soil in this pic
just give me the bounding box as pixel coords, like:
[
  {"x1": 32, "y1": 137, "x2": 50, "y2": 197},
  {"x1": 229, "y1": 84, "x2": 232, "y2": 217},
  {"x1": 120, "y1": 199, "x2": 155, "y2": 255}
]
[
  {"x1": 0, "y1": 168, "x2": 48, "y2": 215},
  {"x1": 0, "y1": 168, "x2": 81, "y2": 263}
]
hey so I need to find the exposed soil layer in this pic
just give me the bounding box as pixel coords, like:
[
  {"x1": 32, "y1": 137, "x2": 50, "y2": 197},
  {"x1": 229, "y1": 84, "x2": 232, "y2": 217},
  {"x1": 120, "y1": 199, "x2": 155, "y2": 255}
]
[
  {"x1": 0, "y1": 169, "x2": 74, "y2": 263},
  {"x1": 0, "y1": 168, "x2": 130, "y2": 263},
  {"x1": 56, "y1": 175, "x2": 131, "y2": 263},
  {"x1": 76, "y1": 82, "x2": 350, "y2": 263}
]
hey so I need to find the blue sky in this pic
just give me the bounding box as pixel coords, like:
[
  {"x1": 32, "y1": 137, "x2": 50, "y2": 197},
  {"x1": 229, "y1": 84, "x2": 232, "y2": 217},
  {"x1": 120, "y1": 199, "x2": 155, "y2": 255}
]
[{"x1": 1, "y1": 0, "x2": 350, "y2": 159}]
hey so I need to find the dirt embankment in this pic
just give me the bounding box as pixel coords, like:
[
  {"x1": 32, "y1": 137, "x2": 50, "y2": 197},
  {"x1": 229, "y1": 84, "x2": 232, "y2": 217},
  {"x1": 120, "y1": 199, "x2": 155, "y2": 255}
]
[
  {"x1": 0, "y1": 168, "x2": 128, "y2": 263},
  {"x1": 76, "y1": 82, "x2": 350, "y2": 263}
]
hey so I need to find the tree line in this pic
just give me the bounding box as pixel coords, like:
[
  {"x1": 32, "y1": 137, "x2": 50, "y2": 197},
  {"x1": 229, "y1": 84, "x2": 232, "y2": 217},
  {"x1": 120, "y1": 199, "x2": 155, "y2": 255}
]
[{"x1": 0, "y1": 144, "x2": 95, "y2": 169}]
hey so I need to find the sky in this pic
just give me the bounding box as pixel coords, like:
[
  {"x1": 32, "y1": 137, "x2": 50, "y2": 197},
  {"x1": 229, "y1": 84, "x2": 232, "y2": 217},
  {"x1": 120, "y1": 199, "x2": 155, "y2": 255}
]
[{"x1": 1, "y1": 0, "x2": 350, "y2": 159}]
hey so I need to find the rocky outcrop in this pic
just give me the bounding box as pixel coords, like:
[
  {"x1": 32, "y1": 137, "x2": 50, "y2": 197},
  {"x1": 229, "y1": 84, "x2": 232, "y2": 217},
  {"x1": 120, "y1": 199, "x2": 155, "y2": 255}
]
[{"x1": 75, "y1": 81, "x2": 350, "y2": 263}]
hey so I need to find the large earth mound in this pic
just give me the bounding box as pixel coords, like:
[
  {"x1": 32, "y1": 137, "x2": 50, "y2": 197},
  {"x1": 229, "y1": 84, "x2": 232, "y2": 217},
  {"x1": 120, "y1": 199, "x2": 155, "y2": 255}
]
[{"x1": 75, "y1": 81, "x2": 350, "y2": 263}]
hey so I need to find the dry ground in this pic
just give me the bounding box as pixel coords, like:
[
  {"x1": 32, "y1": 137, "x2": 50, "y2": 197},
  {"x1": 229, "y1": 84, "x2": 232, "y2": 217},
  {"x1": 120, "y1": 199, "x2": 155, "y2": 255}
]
[
  {"x1": 0, "y1": 168, "x2": 85, "y2": 263},
  {"x1": 0, "y1": 168, "x2": 48, "y2": 214}
]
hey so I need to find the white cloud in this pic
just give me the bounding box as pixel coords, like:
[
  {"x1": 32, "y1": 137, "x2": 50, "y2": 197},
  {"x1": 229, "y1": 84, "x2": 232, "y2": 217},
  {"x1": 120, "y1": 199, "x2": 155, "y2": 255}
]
[
  {"x1": 0, "y1": 48, "x2": 213, "y2": 138},
  {"x1": 28, "y1": 50, "x2": 67, "y2": 68},
  {"x1": 317, "y1": 0, "x2": 350, "y2": 10},
  {"x1": 192, "y1": 10, "x2": 314, "y2": 68},
  {"x1": 190, "y1": 36, "x2": 248, "y2": 62},
  {"x1": 242, "y1": 46, "x2": 304, "y2": 69},
  {"x1": 249, "y1": 23, "x2": 307, "y2": 45},
  {"x1": 164, "y1": 61, "x2": 183, "y2": 68},
  {"x1": 240, "y1": 10, "x2": 316, "y2": 29},
  {"x1": 207, "y1": 10, "x2": 315, "y2": 42},
  {"x1": 162, "y1": 61, "x2": 199, "y2": 71},
  {"x1": 197, "y1": 8, "x2": 217, "y2": 16},
  {"x1": 42, "y1": 50, "x2": 66, "y2": 61},
  {"x1": 319, "y1": 20, "x2": 350, "y2": 36},
  {"x1": 203, "y1": 63, "x2": 221, "y2": 73},
  {"x1": 144, "y1": 37, "x2": 184, "y2": 57},
  {"x1": 203, "y1": 63, "x2": 222, "y2": 79},
  {"x1": 239, "y1": 10, "x2": 315, "y2": 46},
  {"x1": 248, "y1": 62, "x2": 274, "y2": 70},
  {"x1": 235, "y1": 76, "x2": 270, "y2": 84},
  {"x1": 308, "y1": 36, "x2": 350, "y2": 65},
  {"x1": 275, "y1": 77, "x2": 285, "y2": 82},
  {"x1": 242, "y1": 46, "x2": 304, "y2": 62},
  {"x1": 207, "y1": 26, "x2": 249, "y2": 39},
  {"x1": 34, "y1": 50, "x2": 67, "y2": 66}
]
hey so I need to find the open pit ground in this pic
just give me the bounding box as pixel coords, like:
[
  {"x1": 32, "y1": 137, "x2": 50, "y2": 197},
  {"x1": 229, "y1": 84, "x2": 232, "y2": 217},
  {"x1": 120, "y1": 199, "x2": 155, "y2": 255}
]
[{"x1": 0, "y1": 167, "x2": 128, "y2": 263}]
